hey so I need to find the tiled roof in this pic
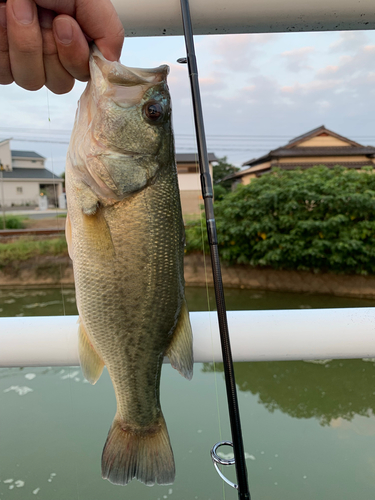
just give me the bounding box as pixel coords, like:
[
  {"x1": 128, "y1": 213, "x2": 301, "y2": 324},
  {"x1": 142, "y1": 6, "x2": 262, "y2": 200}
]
[
  {"x1": 286, "y1": 126, "x2": 327, "y2": 145},
  {"x1": 270, "y1": 162, "x2": 374, "y2": 170},
  {"x1": 11, "y1": 150, "x2": 45, "y2": 159},
  {"x1": 285, "y1": 125, "x2": 362, "y2": 148},
  {"x1": 242, "y1": 126, "x2": 372, "y2": 167},
  {"x1": 243, "y1": 146, "x2": 375, "y2": 167},
  {"x1": 1, "y1": 168, "x2": 62, "y2": 180},
  {"x1": 176, "y1": 153, "x2": 219, "y2": 163},
  {"x1": 271, "y1": 146, "x2": 375, "y2": 157},
  {"x1": 227, "y1": 160, "x2": 375, "y2": 180}
]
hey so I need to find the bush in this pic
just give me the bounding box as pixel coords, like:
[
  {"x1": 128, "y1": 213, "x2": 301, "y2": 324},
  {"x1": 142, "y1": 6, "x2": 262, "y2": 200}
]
[
  {"x1": 185, "y1": 166, "x2": 375, "y2": 275},
  {"x1": 0, "y1": 237, "x2": 68, "y2": 265},
  {"x1": 213, "y1": 156, "x2": 240, "y2": 192},
  {"x1": 213, "y1": 184, "x2": 228, "y2": 201},
  {"x1": 1, "y1": 215, "x2": 26, "y2": 229}
]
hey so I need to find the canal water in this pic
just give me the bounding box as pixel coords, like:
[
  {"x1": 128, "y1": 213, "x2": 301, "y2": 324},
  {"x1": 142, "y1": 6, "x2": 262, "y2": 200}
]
[{"x1": 1, "y1": 287, "x2": 375, "y2": 500}]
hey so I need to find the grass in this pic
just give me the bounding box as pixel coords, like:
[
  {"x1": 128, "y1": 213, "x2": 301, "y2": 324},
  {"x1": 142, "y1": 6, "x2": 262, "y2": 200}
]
[{"x1": 0, "y1": 237, "x2": 68, "y2": 266}]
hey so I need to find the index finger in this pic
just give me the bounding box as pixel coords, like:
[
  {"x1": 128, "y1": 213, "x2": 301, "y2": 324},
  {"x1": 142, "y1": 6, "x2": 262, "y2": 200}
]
[{"x1": 34, "y1": 0, "x2": 124, "y2": 60}]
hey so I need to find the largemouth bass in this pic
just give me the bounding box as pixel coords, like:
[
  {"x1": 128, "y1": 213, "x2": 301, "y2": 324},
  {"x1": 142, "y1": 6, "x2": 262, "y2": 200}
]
[{"x1": 65, "y1": 46, "x2": 193, "y2": 486}]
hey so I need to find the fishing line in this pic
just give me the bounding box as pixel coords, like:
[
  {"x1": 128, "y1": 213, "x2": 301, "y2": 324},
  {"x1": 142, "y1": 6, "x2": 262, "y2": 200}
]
[
  {"x1": 198, "y1": 199, "x2": 226, "y2": 500},
  {"x1": 194, "y1": 149, "x2": 225, "y2": 444},
  {"x1": 182, "y1": 74, "x2": 226, "y2": 499},
  {"x1": 189, "y1": 133, "x2": 226, "y2": 500},
  {"x1": 191, "y1": 149, "x2": 225, "y2": 445},
  {"x1": 179, "y1": 1, "x2": 250, "y2": 498},
  {"x1": 45, "y1": 89, "x2": 81, "y2": 500},
  {"x1": 45, "y1": 89, "x2": 66, "y2": 317},
  {"x1": 184, "y1": 91, "x2": 225, "y2": 498}
]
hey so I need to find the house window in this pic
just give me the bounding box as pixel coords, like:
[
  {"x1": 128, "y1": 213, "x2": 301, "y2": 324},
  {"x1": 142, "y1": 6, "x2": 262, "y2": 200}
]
[{"x1": 16, "y1": 187, "x2": 23, "y2": 194}]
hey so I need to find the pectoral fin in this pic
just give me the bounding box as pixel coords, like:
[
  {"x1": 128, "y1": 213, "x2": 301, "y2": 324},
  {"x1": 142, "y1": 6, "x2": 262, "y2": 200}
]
[
  {"x1": 166, "y1": 301, "x2": 193, "y2": 380},
  {"x1": 82, "y1": 208, "x2": 116, "y2": 259},
  {"x1": 78, "y1": 318, "x2": 105, "y2": 384}
]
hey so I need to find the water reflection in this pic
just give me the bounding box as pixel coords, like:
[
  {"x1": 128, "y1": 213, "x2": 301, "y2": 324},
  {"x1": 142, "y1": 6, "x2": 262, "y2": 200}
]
[
  {"x1": 203, "y1": 359, "x2": 375, "y2": 425},
  {"x1": 0, "y1": 288, "x2": 77, "y2": 317},
  {"x1": 0, "y1": 366, "x2": 68, "y2": 381},
  {"x1": 1, "y1": 287, "x2": 375, "y2": 499},
  {"x1": 3, "y1": 286, "x2": 375, "y2": 317}
]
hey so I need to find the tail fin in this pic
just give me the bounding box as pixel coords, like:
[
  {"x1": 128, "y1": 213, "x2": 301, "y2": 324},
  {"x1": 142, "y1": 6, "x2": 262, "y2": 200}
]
[{"x1": 101, "y1": 414, "x2": 175, "y2": 486}]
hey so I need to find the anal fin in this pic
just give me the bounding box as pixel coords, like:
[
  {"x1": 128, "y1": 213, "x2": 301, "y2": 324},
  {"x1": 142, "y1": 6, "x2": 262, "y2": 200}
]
[
  {"x1": 78, "y1": 318, "x2": 104, "y2": 384},
  {"x1": 166, "y1": 301, "x2": 193, "y2": 380}
]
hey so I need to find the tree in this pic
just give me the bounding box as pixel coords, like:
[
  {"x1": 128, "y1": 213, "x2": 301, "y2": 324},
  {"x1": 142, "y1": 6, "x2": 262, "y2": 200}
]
[
  {"x1": 213, "y1": 156, "x2": 240, "y2": 191},
  {"x1": 186, "y1": 165, "x2": 375, "y2": 275}
]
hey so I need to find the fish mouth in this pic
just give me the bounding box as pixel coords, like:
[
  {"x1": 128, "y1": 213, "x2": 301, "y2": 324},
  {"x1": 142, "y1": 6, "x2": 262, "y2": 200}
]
[{"x1": 91, "y1": 45, "x2": 169, "y2": 87}]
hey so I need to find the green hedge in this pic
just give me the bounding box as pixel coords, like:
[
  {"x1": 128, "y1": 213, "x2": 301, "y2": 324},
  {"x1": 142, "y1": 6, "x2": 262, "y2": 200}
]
[
  {"x1": 1, "y1": 215, "x2": 26, "y2": 229},
  {"x1": 185, "y1": 166, "x2": 375, "y2": 275}
]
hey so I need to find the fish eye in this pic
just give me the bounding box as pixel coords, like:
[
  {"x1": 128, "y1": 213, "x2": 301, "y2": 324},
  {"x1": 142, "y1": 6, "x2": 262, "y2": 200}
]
[{"x1": 143, "y1": 101, "x2": 164, "y2": 123}]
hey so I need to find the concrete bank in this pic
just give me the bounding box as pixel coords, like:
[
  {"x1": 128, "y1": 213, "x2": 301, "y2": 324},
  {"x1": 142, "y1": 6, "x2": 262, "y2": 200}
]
[
  {"x1": 1, "y1": 253, "x2": 375, "y2": 299},
  {"x1": 184, "y1": 254, "x2": 375, "y2": 299}
]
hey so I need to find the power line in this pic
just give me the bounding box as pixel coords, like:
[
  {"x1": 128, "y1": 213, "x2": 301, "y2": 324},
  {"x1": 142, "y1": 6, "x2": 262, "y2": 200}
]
[
  {"x1": 11, "y1": 138, "x2": 70, "y2": 144},
  {"x1": 3, "y1": 126, "x2": 375, "y2": 140},
  {"x1": 11, "y1": 137, "x2": 271, "y2": 153}
]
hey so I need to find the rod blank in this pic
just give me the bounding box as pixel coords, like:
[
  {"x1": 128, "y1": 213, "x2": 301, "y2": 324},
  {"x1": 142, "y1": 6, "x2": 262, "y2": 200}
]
[{"x1": 1, "y1": 308, "x2": 375, "y2": 367}]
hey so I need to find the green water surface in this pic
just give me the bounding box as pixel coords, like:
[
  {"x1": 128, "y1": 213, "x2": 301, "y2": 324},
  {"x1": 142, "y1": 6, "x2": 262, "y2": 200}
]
[{"x1": 1, "y1": 287, "x2": 375, "y2": 500}]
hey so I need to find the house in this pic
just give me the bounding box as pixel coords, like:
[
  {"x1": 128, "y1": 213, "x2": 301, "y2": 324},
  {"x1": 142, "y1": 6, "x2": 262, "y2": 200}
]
[
  {"x1": 0, "y1": 139, "x2": 64, "y2": 207},
  {"x1": 176, "y1": 153, "x2": 218, "y2": 217},
  {"x1": 0, "y1": 139, "x2": 218, "y2": 216},
  {"x1": 230, "y1": 126, "x2": 375, "y2": 185}
]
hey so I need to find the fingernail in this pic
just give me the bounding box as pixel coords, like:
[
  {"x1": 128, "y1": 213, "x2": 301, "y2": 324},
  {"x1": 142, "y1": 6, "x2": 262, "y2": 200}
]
[
  {"x1": 0, "y1": 5, "x2": 6, "y2": 29},
  {"x1": 12, "y1": 0, "x2": 34, "y2": 25},
  {"x1": 54, "y1": 17, "x2": 73, "y2": 44}
]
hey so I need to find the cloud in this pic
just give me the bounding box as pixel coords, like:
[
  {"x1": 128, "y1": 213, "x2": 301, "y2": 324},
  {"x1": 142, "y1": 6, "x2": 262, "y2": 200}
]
[
  {"x1": 200, "y1": 33, "x2": 282, "y2": 73},
  {"x1": 162, "y1": 31, "x2": 375, "y2": 165},
  {"x1": 199, "y1": 72, "x2": 227, "y2": 93},
  {"x1": 316, "y1": 44, "x2": 375, "y2": 81},
  {"x1": 281, "y1": 46, "x2": 315, "y2": 72},
  {"x1": 2, "y1": 31, "x2": 375, "y2": 171},
  {"x1": 316, "y1": 65, "x2": 339, "y2": 77},
  {"x1": 329, "y1": 31, "x2": 370, "y2": 52},
  {"x1": 281, "y1": 78, "x2": 340, "y2": 94}
]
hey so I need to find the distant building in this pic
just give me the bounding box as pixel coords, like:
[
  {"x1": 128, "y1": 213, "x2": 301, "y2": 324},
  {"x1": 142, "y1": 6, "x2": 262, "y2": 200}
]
[
  {"x1": 230, "y1": 126, "x2": 375, "y2": 185},
  {"x1": 0, "y1": 139, "x2": 63, "y2": 207},
  {"x1": 0, "y1": 140, "x2": 218, "y2": 215},
  {"x1": 176, "y1": 153, "x2": 218, "y2": 218}
]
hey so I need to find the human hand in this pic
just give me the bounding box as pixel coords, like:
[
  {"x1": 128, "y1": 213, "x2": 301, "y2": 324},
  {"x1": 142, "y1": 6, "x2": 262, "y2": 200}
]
[{"x1": 0, "y1": 0, "x2": 124, "y2": 94}]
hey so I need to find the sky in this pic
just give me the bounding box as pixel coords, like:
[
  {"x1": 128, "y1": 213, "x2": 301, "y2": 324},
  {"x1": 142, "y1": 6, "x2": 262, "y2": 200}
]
[{"x1": 1, "y1": 29, "x2": 375, "y2": 176}]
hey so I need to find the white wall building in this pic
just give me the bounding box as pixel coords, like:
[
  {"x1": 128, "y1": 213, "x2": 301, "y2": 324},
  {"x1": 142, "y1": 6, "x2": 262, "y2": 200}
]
[
  {"x1": 176, "y1": 153, "x2": 217, "y2": 218},
  {"x1": 0, "y1": 141, "x2": 217, "y2": 215},
  {"x1": 0, "y1": 139, "x2": 64, "y2": 208}
]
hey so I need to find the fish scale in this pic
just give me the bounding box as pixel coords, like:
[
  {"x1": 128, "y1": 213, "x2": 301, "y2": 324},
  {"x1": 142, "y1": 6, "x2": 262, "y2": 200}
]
[{"x1": 65, "y1": 46, "x2": 193, "y2": 486}]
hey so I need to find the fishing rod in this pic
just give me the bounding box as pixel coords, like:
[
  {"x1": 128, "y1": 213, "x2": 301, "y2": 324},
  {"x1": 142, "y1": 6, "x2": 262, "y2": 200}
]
[{"x1": 178, "y1": 1, "x2": 251, "y2": 499}]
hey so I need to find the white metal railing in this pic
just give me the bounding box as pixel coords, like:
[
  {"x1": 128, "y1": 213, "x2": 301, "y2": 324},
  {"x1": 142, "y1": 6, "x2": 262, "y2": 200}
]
[
  {"x1": 1, "y1": 308, "x2": 375, "y2": 367},
  {"x1": 111, "y1": 0, "x2": 375, "y2": 37}
]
